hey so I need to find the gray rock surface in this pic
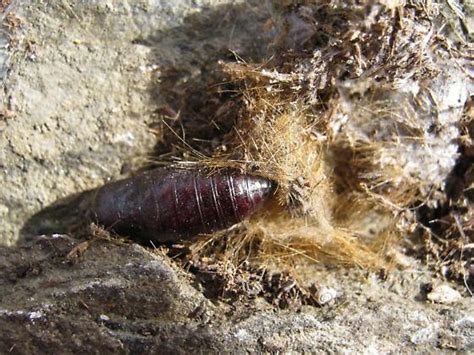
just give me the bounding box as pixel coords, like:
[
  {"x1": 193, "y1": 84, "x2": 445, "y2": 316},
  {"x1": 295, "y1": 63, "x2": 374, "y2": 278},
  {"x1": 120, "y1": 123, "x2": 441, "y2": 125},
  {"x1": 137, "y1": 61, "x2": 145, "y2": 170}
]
[
  {"x1": 0, "y1": 1, "x2": 472, "y2": 353},
  {"x1": 0, "y1": 235, "x2": 472, "y2": 353},
  {"x1": 0, "y1": 0, "x2": 270, "y2": 246}
]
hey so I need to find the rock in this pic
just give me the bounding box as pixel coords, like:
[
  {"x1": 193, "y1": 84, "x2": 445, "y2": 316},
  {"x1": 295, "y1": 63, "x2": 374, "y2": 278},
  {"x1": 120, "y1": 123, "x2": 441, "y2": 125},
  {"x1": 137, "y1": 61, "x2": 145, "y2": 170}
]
[
  {"x1": 0, "y1": 235, "x2": 472, "y2": 353},
  {"x1": 427, "y1": 284, "x2": 463, "y2": 304},
  {"x1": 1, "y1": 0, "x2": 472, "y2": 353},
  {"x1": 0, "y1": 0, "x2": 271, "y2": 246}
]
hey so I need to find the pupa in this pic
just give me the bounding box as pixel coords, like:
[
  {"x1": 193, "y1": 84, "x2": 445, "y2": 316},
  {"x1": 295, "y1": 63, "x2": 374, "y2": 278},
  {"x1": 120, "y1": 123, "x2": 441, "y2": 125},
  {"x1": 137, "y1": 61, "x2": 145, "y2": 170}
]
[{"x1": 89, "y1": 168, "x2": 274, "y2": 243}]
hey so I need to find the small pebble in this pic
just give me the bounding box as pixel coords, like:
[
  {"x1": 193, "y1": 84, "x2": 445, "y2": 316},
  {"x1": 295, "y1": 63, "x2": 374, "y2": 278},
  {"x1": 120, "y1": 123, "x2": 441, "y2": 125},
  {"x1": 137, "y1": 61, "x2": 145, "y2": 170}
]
[
  {"x1": 427, "y1": 284, "x2": 462, "y2": 304},
  {"x1": 29, "y1": 311, "x2": 43, "y2": 321},
  {"x1": 99, "y1": 314, "x2": 110, "y2": 322}
]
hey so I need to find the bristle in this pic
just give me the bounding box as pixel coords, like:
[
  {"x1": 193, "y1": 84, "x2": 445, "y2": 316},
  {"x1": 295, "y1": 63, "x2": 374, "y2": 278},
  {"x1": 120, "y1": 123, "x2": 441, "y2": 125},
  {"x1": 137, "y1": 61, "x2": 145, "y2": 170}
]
[{"x1": 156, "y1": 1, "x2": 472, "y2": 284}]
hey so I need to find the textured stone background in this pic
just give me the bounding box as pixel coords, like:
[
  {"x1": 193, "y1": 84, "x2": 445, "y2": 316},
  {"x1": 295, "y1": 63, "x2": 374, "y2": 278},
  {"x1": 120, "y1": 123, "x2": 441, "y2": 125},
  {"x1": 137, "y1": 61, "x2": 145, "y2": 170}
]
[
  {"x1": 0, "y1": 0, "x2": 269, "y2": 246},
  {"x1": 1, "y1": 235, "x2": 472, "y2": 353},
  {"x1": 0, "y1": 1, "x2": 472, "y2": 352}
]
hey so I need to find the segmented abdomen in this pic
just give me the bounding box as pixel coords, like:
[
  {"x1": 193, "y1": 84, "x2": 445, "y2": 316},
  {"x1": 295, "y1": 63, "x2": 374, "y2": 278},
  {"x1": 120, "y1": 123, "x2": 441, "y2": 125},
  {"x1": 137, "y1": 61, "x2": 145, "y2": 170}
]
[{"x1": 90, "y1": 168, "x2": 273, "y2": 242}]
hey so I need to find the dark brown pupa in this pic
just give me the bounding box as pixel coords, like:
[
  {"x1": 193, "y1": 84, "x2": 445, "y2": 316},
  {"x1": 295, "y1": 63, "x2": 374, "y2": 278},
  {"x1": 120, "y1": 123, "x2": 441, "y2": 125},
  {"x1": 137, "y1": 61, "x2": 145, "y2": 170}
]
[{"x1": 90, "y1": 168, "x2": 273, "y2": 243}]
